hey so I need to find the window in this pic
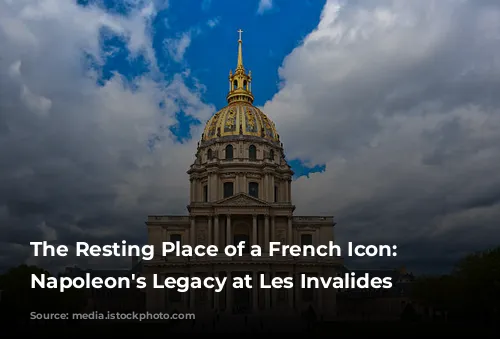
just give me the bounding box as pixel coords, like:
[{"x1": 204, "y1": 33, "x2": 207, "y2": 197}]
[
  {"x1": 243, "y1": 80, "x2": 247, "y2": 89},
  {"x1": 274, "y1": 185, "x2": 278, "y2": 202},
  {"x1": 170, "y1": 234, "x2": 182, "y2": 245},
  {"x1": 269, "y1": 149, "x2": 274, "y2": 161},
  {"x1": 203, "y1": 185, "x2": 208, "y2": 202},
  {"x1": 207, "y1": 149, "x2": 213, "y2": 160},
  {"x1": 233, "y1": 80, "x2": 238, "y2": 90},
  {"x1": 249, "y1": 145, "x2": 256, "y2": 161},
  {"x1": 234, "y1": 234, "x2": 249, "y2": 253},
  {"x1": 223, "y1": 182, "x2": 234, "y2": 198},
  {"x1": 248, "y1": 182, "x2": 259, "y2": 198},
  {"x1": 225, "y1": 145, "x2": 233, "y2": 160},
  {"x1": 301, "y1": 234, "x2": 313, "y2": 246}
]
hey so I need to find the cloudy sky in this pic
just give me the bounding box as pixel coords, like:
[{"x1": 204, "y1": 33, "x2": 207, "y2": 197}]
[{"x1": 1, "y1": 0, "x2": 499, "y2": 274}]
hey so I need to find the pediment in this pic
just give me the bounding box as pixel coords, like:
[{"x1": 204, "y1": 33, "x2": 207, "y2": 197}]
[{"x1": 214, "y1": 193, "x2": 269, "y2": 206}]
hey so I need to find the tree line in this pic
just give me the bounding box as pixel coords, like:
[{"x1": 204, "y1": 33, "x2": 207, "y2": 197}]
[
  {"x1": 411, "y1": 246, "x2": 500, "y2": 324},
  {"x1": 0, "y1": 265, "x2": 87, "y2": 323}
]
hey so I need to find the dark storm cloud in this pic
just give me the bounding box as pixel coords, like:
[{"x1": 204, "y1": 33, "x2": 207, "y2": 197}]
[
  {"x1": 264, "y1": 0, "x2": 500, "y2": 272},
  {"x1": 2, "y1": 0, "x2": 500, "y2": 275}
]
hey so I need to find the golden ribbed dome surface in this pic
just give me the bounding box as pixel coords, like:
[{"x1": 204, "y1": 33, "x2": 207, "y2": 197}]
[{"x1": 202, "y1": 102, "x2": 279, "y2": 142}]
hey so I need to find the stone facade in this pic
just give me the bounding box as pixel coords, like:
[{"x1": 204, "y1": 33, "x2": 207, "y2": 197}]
[{"x1": 143, "y1": 32, "x2": 342, "y2": 321}]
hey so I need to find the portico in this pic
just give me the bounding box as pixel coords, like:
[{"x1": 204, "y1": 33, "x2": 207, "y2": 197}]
[{"x1": 188, "y1": 213, "x2": 292, "y2": 252}]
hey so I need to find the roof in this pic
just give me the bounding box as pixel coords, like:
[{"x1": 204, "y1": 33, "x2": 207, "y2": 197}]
[{"x1": 202, "y1": 102, "x2": 279, "y2": 143}]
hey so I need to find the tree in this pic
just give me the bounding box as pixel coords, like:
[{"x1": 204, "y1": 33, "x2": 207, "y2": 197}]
[
  {"x1": 412, "y1": 246, "x2": 500, "y2": 324},
  {"x1": 452, "y1": 246, "x2": 500, "y2": 323},
  {"x1": 0, "y1": 265, "x2": 87, "y2": 323}
]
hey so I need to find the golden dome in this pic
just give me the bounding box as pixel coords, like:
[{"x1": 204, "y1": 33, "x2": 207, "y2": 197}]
[
  {"x1": 202, "y1": 29, "x2": 279, "y2": 143},
  {"x1": 202, "y1": 102, "x2": 279, "y2": 142}
]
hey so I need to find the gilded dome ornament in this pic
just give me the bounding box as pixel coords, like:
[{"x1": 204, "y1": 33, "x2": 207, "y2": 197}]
[{"x1": 201, "y1": 29, "x2": 279, "y2": 144}]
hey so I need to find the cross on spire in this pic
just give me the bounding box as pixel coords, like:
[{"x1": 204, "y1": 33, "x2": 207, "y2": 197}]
[{"x1": 237, "y1": 29, "x2": 243, "y2": 41}]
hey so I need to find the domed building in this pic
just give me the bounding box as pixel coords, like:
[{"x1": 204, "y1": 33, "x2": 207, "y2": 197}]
[{"x1": 144, "y1": 31, "x2": 342, "y2": 324}]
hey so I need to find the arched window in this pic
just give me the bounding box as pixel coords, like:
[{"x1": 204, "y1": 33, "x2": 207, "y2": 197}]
[
  {"x1": 170, "y1": 234, "x2": 182, "y2": 245},
  {"x1": 233, "y1": 80, "x2": 238, "y2": 90},
  {"x1": 249, "y1": 145, "x2": 256, "y2": 161},
  {"x1": 223, "y1": 182, "x2": 234, "y2": 198},
  {"x1": 301, "y1": 234, "x2": 313, "y2": 246},
  {"x1": 269, "y1": 149, "x2": 274, "y2": 161},
  {"x1": 207, "y1": 149, "x2": 213, "y2": 160},
  {"x1": 243, "y1": 80, "x2": 247, "y2": 89},
  {"x1": 225, "y1": 144, "x2": 233, "y2": 160},
  {"x1": 248, "y1": 182, "x2": 259, "y2": 198}
]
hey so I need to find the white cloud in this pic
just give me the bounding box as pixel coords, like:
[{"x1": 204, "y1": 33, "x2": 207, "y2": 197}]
[
  {"x1": 0, "y1": 0, "x2": 214, "y2": 270},
  {"x1": 164, "y1": 32, "x2": 192, "y2": 62},
  {"x1": 207, "y1": 17, "x2": 220, "y2": 28},
  {"x1": 263, "y1": 0, "x2": 500, "y2": 269},
  {"x1": 201, "y1": 0, "x2": 211, "y2": 12},
  {"x1": 257, "y1": 0, "x2": 273, "y2": 15}
]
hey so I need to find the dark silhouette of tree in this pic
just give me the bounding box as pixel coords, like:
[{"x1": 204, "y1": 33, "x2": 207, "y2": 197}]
[
  {"x1": 412, "y1": 246, "x2": 500, "y2": 324},
  {"x1": 452, "y1": 246, "x2": 500, "y2": 323},
  {"x1": 0, "y1": 265, "x2": 87, "y2": 323}
]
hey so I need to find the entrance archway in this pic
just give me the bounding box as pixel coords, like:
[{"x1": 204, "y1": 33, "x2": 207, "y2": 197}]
[{"x1": 233, "y1": 221, "x2": 251, "y2": 253}]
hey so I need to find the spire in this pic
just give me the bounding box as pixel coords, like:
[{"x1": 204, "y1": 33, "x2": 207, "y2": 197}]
[
  {"x1": 227, "y1": 29, "x2": 254, "y2": 105},
  {"x1": 236, "y1": 29, "x2": 244, "y2": 71}
]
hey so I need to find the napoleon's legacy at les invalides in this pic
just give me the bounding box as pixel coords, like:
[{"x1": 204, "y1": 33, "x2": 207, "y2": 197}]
[{"x1": 143, "y1": 31, "x2": 343, "y2": 320}]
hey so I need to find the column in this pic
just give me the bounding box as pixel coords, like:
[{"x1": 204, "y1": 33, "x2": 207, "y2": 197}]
[
  {"x1": 263, "y1": 175, "x2": 268, "y2": 200},
  {"x1": 252, "y1": 271, "x2": 258, "y2": 312},
  {"x1": 271, "y1": 271, "x2": 277, "y2": 308},
  {"x1": 264, "y1": 215, "x2": 269, "y2": 252},
  {"x1": 208, "y1": 274, "x2": 213, "y2": 310},
  {"x1": 264, "y1": 272, "x2": 271, "y2": 310},
  {"x1": 214, "y1": 215, "x2": 219, "y2": 249},
  {"x1": 190, "y1": 217, "x2": 196, "y2": 247},
  {"x1": 214, "y1": 272, "x2": 220, "y2": 310},
  {"x1": 207, "y1": 174, "x2": 212, "y2": 202},
  {"x1": 317, "y1": 273, "x2": 323, "y2": 316},
  {"x1": 252, "y1": 215, "x2": 258, "y2": 246},
  {"x1": 226, "y1": 215, "x2": 232, "y2": 246},
  {"x1": 226, "y1": 271, "x2": 232, "y2": 313},
  {"x1": 269, "y1": 176, "x2": 275, "y2": 202},
  {"x1": 295, "y1": 273, "x2": 300, "y2": 311},
  {"x1": 208, "y1": 215, "x2": 213, "y2": 245},
  {"x1": 146, "y1": 274, "x2": 159, "y2": 312},
  {"x1": 271, "y1": 216, "x2": 275, "y2": 243},
  {"x1": 287, "y1": 217, "x2": 293, "y2": 246},
  {"x1": 162, "y1": 274, "x2": 168, "y2": 311},
  {"x1": 190, "y1": 275, "x2": 195, "y2": 309},
  {"x1": 184, "y1": 285, "x2": 189, "y2": 310}
]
